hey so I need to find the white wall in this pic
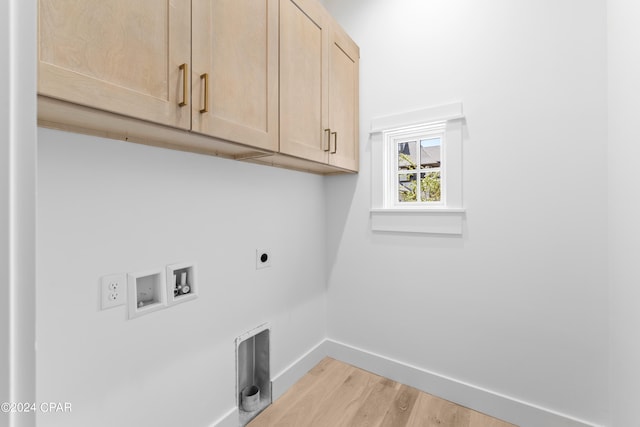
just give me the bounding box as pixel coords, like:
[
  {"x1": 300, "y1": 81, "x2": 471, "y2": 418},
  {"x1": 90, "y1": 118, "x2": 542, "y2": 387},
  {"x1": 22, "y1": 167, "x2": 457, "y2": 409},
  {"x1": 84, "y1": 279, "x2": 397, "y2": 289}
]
[
  {"x1": 36, "y1": 129, "x2": 327, "y2": 427},
  {"x1": 323, "y1": 0, "x2": 609, "y2": 425},
  {"x1": 608, "y1": 0, "x2": 640, "y2": 425},
  {"x1": 1, "y1": 0, "x2": 12, "y2": 420}
]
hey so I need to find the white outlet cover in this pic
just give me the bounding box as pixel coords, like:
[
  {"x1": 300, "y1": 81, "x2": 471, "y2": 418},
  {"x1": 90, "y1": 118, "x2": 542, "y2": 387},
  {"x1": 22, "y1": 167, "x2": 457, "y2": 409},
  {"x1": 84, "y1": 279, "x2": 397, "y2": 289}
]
[
  {"x1": 256, "y1": 249, "x2": 272, "y2": 269},
  {"x1": 101, "y1": 273, "x2": 126, "y2": 309}
]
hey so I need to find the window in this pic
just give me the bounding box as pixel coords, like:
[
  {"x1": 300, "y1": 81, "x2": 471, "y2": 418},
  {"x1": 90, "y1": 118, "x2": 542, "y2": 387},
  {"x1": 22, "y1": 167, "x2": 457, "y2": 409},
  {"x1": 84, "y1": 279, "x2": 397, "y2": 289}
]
[
  {"x1": 370, "y1": 102, "x2": 465, "y2": 234},
  {"x1": 389, "y1": 123, "x2": 445, "y2": 206}
]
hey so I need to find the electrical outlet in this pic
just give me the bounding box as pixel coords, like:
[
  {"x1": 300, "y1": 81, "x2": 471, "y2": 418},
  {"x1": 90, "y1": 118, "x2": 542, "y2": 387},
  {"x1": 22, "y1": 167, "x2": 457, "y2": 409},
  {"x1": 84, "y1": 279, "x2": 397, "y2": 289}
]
[
  {"x1": 101, "y1": 273, "x2": 126, "y2": 309},
  {"x1": 256, "y1": 249, "x2": 272, "y2": 269}
]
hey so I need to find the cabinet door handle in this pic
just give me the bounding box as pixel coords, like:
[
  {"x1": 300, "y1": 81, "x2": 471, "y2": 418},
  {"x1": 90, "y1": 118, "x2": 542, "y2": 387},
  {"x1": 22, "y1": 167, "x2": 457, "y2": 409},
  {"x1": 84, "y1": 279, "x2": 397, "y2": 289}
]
[
  {"x1": 179, "y1": 63, "x2": 188, "y2": 107},
  {"x1": 200, "y1": 73, "x2": 209, "y2": 113},
  {"x1": 324, "y1": 128, "x2": 331, "y2": 152},
  {"x1": 331, "y1": 131, "x2": 338, "y2": 154}
]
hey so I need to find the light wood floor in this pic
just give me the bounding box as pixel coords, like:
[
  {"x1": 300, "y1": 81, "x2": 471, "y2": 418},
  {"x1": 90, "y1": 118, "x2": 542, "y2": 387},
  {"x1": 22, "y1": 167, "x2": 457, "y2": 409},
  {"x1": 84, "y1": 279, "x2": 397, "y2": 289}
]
[{"x1": 248, "y1": 357, "x2": 517, "y2": 427}]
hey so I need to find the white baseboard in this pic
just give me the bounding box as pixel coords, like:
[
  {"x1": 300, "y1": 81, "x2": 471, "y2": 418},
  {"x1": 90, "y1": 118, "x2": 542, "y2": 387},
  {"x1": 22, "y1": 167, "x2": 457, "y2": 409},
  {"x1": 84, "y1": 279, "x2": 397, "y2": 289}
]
[
  {"x1": 209, "y1": 407, "x2": 238, "y2": 427},
  {"x1": 213, "y1": 338, "x2": 603, "y2": 427},
  {"x1": 324, "y1": 339, "x2": 603, "y2": 427},
  {"x1": 271, "y1": 340, "x2": 328, "y2": 401}
]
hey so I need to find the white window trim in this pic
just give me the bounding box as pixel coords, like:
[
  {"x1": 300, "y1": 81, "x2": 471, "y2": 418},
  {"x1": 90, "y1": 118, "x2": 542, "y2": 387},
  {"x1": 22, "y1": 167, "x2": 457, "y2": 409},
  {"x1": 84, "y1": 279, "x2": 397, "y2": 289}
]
[{"x1": 371, "y1": 102, "x2": 465, "y2": 235}]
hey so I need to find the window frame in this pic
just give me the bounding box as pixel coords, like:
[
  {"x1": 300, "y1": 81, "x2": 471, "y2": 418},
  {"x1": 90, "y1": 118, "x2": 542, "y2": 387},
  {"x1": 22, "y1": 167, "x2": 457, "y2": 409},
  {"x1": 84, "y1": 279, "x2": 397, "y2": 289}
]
[{"x1": 370, "y1": 102, "x2": 465, "y2": 234}]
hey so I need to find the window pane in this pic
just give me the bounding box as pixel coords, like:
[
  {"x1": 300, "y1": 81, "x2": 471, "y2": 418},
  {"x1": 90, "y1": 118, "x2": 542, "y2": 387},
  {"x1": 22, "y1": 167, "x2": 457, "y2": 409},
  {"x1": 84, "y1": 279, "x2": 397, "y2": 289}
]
[
  {"x1": 398, "y1": 173, "x2": 417, "y2": 202},
  {"x1": 420, "y1": 138, "x2": 441, "y2": 169},
  {"x1": 420, "y1": 171, "x2": 441, "y2": 202},
  {"x1": 398, "y1": 141, "x2": 417, "y2": 170}
]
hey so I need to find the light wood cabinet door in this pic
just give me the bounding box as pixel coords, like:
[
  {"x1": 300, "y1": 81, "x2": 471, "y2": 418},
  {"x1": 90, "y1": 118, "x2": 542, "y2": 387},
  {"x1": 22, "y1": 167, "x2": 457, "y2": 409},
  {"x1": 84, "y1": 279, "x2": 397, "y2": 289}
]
[
  {"x1": 38, "y1": 0, "x2": 191, "y2": 129},
  {"x1": 279, "y1": 0, "x2": 330, "y2": 164},
  {"x1": 328, "y1": 26, "x2": 360, "y2": 172},
  {"x1": 192, "y1": 0, "x2": 279, "y2": 151}
]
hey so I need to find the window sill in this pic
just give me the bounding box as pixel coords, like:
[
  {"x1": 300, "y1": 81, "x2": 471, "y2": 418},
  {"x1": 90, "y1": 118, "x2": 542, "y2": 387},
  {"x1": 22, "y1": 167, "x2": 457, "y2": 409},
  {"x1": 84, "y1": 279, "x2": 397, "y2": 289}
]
[{"x1": 370, "y1": 208, "x2": 465, "y2": 235}]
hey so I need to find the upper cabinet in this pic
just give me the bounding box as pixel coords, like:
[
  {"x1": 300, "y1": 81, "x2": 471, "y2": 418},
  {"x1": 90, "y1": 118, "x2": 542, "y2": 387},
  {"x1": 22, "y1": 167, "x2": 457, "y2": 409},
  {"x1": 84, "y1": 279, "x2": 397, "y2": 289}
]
[
  {"x1": 327, "y1": 23, "x2": 360, "y2": 172},
  {"x1": 191, "y1": 0, "x2": 279, "y2": 151},
  {"x1": 38, "y1": 0, "x2": 358, "y2": 174},
  {"x1": 279, "y1": 0, "x2": 360, "y2": 172},
  {"x1": 279, "y1": 0, "x2": 329, "y2": 165},
  {"x1": 38, "y1": 0, "x2": 192, "y2": 130}
]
